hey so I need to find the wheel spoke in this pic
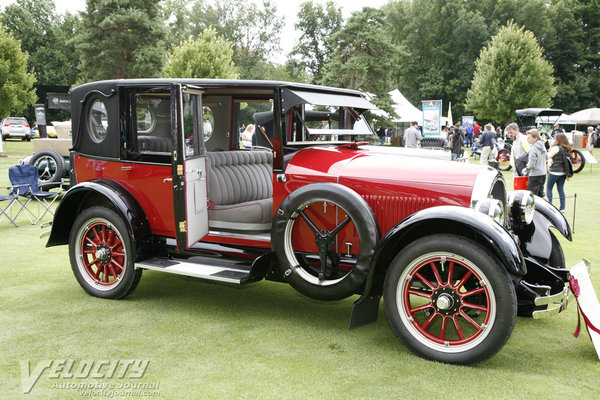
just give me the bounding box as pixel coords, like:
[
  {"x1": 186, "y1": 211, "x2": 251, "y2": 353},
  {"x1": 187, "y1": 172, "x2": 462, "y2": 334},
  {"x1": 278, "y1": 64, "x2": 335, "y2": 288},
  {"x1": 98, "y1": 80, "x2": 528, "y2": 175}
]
[
  {"x1": 410, "y1": 302, "x2": 433, "y2": 313},
  {"x1": 451, "y1": 315, "x2": 465, "y2": 340},
  {"x1": 414, "y1": 272, "x2": 437, "y2": 290},
  {"x1": 459, "y1": 309, "x2": 482, "y2": 331},
  {"x1": 106, "y1": 228, "x2": 115, "y2": 247},
  {"x1": 408, "y1": 288, "x2": 432, "y2": 299},
  {"x1": 461, "y1": 287, "x2": 486, "y2": 298},
  {"x1": 462, "y1": 301, "x2": 488, "y2": 313},
  {"x1": 446, "y1": 261, "x2": 455, "y2": 286},
  {"x1": 454, "y1": 270, "x2": 473, "y2": 290},
  {"x1": 440, "y1": 316, "x2": 448, "y2": 340},
  {"x1": 421, "y1": 312, "x2": 438, "y2": 330},
  {"x1": 430, "y1": 262, "x2": 443, "y2": 286}
]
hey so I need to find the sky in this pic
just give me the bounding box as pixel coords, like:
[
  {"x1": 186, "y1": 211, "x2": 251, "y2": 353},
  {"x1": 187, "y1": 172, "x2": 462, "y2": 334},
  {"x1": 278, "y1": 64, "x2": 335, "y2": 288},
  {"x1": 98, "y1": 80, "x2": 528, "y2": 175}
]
[{"x1": 0, "y1": 0, "x2": 391, "y2": 63}]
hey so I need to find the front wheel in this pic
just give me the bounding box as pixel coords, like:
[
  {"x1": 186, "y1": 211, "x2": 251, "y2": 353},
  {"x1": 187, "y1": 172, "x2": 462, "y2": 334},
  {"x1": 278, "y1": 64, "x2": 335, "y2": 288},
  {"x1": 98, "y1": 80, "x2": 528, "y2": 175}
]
[
  {"x1": 383, "y1": 235, "x2": 517, "y2": 365},
  {"x1": 69, "y1": 207, "x2": 142, "y2": 299}
]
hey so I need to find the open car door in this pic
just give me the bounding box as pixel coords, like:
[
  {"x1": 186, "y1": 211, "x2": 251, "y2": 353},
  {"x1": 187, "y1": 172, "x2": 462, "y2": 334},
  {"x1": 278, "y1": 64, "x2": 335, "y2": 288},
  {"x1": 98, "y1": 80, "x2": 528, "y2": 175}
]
[{"x1": 171, "y1": 84, "x2": 209, "y2": 250}]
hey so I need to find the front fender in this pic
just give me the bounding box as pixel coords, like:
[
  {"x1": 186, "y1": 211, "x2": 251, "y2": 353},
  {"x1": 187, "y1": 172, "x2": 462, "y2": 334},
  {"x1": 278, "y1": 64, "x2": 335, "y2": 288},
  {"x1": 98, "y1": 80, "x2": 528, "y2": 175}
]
[
  {"x1": 46, "y1": 179, "x2": 152, "y2": 259},
  {"x1": 372, "y1": 206, "x2": 526, "y2": 277},
  {"x1": 517, "y1": 195, "x2": 572, "y2": 261}
]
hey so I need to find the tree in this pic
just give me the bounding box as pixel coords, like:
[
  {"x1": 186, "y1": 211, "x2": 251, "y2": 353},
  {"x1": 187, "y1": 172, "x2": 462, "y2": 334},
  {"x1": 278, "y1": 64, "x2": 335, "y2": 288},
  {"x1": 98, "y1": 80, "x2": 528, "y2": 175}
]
[
  {"x1": 1, "y1": 0, "x2": 80, "y2": 86},
  {"x1": 75, "y1": 0, "x2": 166, "y2": 81},
  {"x1": 465, "y1": 22, "x2": 556, "y2": 123},
  {"x1": 290, "y1": 1, "x2": 342, "y2": 84},
  {"x1": 0, "y1": 27, "x2": 36, "y2": 118},
  {"x1": 322, "y1": 7, "x2": 398, "y2": 117},
  {"x1": 188, "y1": 0, "x2": 283, "y2": 79},
  {"x1": 163, "y1": 28, "x2": 238, "y2": 79}
]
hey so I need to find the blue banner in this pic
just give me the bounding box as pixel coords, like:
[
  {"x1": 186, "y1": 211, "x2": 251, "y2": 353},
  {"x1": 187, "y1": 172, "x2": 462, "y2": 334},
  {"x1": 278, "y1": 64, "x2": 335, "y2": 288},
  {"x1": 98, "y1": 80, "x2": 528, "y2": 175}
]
[{"x1": 422, "y1": 100, "x2": 442, "y2": 137}]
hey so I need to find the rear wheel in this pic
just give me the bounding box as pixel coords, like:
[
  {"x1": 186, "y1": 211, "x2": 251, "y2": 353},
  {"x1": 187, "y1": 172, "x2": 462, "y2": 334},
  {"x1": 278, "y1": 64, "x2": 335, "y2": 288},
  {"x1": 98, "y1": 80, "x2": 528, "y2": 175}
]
[
  {"x1": 69, "y1": 207, "x2": 142, "y2": 299},
  {"x1": 496, "y1": 149, "x2": 512, "y2": 171},
  {"x1": 384, "y1": 234, "x2": 517, "y2": 364}
]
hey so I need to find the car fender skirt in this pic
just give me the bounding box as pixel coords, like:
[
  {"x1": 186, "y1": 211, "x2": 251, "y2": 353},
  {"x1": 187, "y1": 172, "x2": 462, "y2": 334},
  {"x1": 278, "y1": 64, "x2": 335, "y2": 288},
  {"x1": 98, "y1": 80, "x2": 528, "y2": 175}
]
[
  {"x1": 375, "y1": 206, "x2": 526, "y2": 277},
  {"x1": 271, "y1": 183, "x2": 380, "y2": 301},
  {"x1": 46, "y1": 180, "x2": 151, "y2": 258}
]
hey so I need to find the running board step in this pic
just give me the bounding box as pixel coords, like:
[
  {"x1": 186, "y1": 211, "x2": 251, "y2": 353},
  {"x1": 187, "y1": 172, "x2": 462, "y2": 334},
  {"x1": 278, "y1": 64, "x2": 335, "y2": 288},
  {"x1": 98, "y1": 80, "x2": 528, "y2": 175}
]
[{"x1": 136, "y1": 257, "x2": 253, "y2": 284}]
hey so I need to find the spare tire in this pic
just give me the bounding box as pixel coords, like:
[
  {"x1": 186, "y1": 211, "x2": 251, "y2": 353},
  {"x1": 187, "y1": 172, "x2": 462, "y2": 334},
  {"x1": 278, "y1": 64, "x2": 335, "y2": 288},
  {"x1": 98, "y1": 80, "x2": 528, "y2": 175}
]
[
  {"x1": 271, "y1": 183, "x2": 379, "y2": 301},
  {"x1": 28, "y1": 149, "x2": 67, "y2": 185}
]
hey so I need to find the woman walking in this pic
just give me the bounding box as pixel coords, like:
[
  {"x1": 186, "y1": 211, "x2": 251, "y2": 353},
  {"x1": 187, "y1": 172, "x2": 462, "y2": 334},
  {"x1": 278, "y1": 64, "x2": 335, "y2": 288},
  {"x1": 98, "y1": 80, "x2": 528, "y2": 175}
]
[{"x1": 546, "y1": 133, "x2": 571, "y2": 212}]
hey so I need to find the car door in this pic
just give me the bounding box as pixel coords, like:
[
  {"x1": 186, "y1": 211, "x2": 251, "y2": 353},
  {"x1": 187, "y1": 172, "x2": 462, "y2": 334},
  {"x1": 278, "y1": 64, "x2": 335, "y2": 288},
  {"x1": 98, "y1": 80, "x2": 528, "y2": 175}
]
[{"x1": 171, "y1": 84, "x2": 209, "y2": 250}]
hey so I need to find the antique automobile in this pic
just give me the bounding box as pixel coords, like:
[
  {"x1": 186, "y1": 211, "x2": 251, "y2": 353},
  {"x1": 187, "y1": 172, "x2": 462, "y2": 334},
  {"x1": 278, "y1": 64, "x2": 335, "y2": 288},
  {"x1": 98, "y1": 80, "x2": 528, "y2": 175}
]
[{"x1": 45, "y1": 79, "x2": 579, "y2": 365}]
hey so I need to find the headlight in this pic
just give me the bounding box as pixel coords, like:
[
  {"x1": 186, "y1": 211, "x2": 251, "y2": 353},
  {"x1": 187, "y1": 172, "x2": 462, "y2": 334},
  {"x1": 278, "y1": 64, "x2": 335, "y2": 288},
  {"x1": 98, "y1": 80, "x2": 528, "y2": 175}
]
[
  {"x1": 474, "y1": 198, "x2": 505, "y2": 226},
  {"x1": 508, "y1": 190, "x2": 535, "y2": 225}
]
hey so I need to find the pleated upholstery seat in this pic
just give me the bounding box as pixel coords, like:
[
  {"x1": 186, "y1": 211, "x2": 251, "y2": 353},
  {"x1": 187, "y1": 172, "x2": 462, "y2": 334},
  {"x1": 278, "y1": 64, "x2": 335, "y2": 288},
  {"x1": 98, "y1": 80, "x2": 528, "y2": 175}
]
[{"x1": 206, "y1": 151, "x2": 273, "y2": 231}]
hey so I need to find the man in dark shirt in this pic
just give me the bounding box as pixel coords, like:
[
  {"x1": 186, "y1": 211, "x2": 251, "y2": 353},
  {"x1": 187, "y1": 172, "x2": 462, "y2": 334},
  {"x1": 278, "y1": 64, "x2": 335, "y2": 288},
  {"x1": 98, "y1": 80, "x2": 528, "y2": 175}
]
[{"x1": 479, "y1": 123, "x2": 496, "y2": 165}]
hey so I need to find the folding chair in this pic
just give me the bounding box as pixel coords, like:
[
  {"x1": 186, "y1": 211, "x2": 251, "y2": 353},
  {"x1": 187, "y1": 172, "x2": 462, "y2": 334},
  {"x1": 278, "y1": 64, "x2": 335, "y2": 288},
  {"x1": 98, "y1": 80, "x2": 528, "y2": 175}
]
[
  {"x1": 8, "y1": 164, "x2": 62, "y2": 224},
  {"x1": 0, "y1": 189, "x2": 19, "y2": 227}
]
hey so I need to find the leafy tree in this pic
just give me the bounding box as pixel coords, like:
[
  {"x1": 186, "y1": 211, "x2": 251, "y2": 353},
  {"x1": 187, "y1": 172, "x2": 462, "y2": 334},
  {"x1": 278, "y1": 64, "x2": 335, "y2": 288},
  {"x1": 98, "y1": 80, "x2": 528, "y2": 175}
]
[
  {"x1": 1, "y1": 0, "x2": 79, "y2": 86},
  {"x1": 465, "y1": 22, "x2": 556, "y2": 123},
  {"x1": 162, "y1": 0, "x2": 192, "y2": 50},
  {"x1": 572, "y1": 0, "x2": 600, "y2": 109},
  {"x1": 323, "y1": 7, "x2": 398, "y2": 117},
  {"x1": 0, "y1": 27, "x2": 36, "y2": 118},
  {"x1": 163, "y1": 28, "x2": 238, "y2": 79},
  {"x1": 187, "y1": 0, "x2": 283, "y2": 79},
  {"x1": 75, "y1": 0, "x2": 166, "y2": 81},
  {"x1": 290, "y1": 1, "x2": 342, "y2": 84}
]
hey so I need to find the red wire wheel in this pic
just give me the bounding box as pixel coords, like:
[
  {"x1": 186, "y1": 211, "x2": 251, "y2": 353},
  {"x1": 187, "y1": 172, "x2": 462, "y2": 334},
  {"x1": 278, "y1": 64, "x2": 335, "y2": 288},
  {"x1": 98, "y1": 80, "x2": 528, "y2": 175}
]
[
  {"x1": 76, "y1": 218, "x2": 126, "y2": 289},
  {"x1": 399, "y1": 253, "x2": 494, "y2": 349},
  {"x1": 69, "y1": 207, "x2": 142, "y2": 299},
  {"x1": 384, "y1": 235, "x2": 516, "y2": 365}
]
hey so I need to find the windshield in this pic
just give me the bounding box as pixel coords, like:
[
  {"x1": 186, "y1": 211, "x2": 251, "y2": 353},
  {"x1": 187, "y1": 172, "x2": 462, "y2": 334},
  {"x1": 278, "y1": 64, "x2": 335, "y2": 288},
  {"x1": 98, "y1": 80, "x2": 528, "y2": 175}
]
[{"x1": 286, "y1": 105, "x2": 374, "y2": 145}]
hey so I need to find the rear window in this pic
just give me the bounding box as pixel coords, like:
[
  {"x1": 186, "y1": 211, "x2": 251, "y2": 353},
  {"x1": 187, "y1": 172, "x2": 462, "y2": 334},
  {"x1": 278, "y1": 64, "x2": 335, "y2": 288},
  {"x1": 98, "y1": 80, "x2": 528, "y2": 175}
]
[{"x1": 6, "y1": 118, "x2": 27, "y2": 124}]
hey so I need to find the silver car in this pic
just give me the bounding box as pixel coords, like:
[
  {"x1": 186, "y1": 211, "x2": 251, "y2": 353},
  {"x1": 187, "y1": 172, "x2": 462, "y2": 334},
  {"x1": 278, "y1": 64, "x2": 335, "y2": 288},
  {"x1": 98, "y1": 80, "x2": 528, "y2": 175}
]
[{"x1": 1, "y1": 117, "x2": 32, "y2": 141}]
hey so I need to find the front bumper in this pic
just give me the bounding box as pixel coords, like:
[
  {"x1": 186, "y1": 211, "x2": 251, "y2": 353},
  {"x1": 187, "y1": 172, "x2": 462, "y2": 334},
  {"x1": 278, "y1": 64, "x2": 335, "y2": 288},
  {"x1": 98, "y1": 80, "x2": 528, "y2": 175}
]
[{"x1": 530, "y1": 258, "x2": 591, "y2": 319}]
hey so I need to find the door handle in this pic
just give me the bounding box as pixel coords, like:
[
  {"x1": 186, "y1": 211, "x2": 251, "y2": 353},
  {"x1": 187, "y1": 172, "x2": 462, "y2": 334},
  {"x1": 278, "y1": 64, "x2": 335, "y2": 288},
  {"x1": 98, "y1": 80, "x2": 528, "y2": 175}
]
[
  {"x1": 121, "y1": 166, "x2": 132, "y2": 171},
  {"x1": 163, "y1": 177, "x2": 173, "y2": 183}
]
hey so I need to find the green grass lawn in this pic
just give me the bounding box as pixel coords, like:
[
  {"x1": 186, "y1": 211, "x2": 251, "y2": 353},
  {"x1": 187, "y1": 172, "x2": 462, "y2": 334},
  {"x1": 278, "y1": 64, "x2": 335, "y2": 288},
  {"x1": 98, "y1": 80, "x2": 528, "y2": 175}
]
[{"x1": 1, "y1": 141, "x2": 599, "y2": 399}]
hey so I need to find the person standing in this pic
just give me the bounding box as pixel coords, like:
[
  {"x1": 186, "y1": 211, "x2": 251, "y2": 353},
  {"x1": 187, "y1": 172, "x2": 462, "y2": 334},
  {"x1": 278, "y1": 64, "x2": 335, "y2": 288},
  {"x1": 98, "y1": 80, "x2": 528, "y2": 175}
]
[
  {"x1": 473, "y1": 121, "x2": 481, "y2": 138},
  {"x1": 551, "y1": 123, "x2": 565, "y2": 137},
  {"x1": 449, "y1": 123, "x2": 464, "y2": 160},
  {"x1": 546, "y1": 133, "x2": 571, "y2": 212},
  {"x1": 587, "y1": 126, "x2": 597, "y2": 153},
  {"x1": 522, "y1": 129, "x2": 547, "y2": 196},
  {"x1": 377, "y1": 126, "x2": 386, "y2": 146},
  {"x1": 464, "y1": 123, "x2": 474, "y2": 147},
  {"x1": 479, "y1": 123, "x2": 496, "y2": 165},
  {"x1": 506, "y1": 123, "x2": 530, "y2": 176},
  {"x1": 404, "y1": 121, "x2": 422, "y2": 148}
]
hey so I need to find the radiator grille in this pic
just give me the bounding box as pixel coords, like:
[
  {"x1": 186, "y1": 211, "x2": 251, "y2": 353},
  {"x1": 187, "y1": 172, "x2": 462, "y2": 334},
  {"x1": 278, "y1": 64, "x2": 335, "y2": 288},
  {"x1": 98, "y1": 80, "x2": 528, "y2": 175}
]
[{"x1": 363, "y1": 195, "x2": 436, "y2": 235}]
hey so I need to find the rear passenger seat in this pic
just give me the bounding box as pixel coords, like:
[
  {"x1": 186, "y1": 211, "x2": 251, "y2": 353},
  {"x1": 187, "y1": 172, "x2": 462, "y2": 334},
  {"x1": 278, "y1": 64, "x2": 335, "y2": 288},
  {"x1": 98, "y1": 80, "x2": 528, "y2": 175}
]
[
  {"x1": 138, "y1": 135, "x2": 171, "y2": 152},
  {"x1": 206, "y1": 151, "x2": 273, "y2": 231}
]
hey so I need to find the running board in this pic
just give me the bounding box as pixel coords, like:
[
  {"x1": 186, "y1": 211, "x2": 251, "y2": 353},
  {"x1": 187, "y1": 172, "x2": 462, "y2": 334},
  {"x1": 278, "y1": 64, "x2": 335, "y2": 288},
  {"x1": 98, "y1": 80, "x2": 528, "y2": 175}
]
[{"x1": 136, "y1": 257, "x2": 253, "y2": 284}]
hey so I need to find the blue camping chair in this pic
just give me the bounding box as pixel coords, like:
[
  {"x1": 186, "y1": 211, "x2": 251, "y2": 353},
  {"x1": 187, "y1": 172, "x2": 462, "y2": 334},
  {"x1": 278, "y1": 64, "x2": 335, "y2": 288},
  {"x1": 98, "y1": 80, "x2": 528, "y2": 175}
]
[
  {"x1": 8, "y1": 164, "x2": 62, "y2": 224},
  {"x1": 0, "y1": 187, "x2": 19, "y2": 227}
]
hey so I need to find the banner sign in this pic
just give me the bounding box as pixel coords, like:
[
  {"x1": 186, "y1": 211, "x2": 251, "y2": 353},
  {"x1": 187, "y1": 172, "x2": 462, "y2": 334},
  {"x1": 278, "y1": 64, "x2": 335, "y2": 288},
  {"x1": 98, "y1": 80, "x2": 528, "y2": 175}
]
[
  {"x1": 462, "y1": 116, "x2": 474, "y2": 129},
  {"x1": 421, "y1": 100, "x2": 441, "y2": 136},
  {"x1": 47, "y1": 92, "x2": 71, "y2": 110}
]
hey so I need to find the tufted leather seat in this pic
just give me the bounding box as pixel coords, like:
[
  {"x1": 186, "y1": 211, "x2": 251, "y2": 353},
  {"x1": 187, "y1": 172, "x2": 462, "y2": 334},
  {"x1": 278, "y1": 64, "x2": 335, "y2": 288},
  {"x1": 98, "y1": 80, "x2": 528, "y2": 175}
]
[
  {"x1": 206, "y1": 151, "x2": 273, "y2": 231},
  {"x1": 138, "y1": 136, "x2": 171, "y2": 152}
]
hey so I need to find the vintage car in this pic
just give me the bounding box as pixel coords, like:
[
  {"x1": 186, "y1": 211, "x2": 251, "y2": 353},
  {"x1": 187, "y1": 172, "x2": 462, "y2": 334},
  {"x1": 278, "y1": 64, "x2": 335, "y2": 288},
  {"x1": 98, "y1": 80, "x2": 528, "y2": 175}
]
[{"x1": 46, "y1": 79, "x2": 578, "y2": 365}]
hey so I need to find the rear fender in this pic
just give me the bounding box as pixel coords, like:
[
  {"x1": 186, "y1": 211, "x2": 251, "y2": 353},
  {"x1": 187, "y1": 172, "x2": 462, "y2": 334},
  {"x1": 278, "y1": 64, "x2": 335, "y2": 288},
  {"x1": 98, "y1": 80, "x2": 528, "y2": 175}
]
[{"x1": 46, "y1": 179, "x2": 152, "y2": 260}]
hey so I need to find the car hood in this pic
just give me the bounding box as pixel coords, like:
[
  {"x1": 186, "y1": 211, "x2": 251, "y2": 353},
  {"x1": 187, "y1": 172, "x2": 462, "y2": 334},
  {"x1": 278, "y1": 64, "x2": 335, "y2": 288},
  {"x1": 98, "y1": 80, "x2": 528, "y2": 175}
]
[{"x1": 286, "y1": 144, "x2": 482, "y2": 189}]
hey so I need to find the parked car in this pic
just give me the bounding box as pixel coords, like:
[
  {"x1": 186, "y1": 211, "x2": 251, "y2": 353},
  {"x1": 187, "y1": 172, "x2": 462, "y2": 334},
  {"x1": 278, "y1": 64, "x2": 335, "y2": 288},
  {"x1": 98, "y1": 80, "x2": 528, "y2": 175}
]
[
  {"x1": 1, "y1": 117, "x2": 32, "y2": 141},
  {"x1": 45, "y1": 79, "x2": 582, "y2": 365}
]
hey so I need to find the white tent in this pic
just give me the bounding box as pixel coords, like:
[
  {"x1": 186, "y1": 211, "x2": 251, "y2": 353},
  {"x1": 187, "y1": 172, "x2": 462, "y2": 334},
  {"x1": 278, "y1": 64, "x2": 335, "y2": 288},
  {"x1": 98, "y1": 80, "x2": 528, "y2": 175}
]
[{"x1": 388, "y1": 89, "x2": 422, "y2": 122}]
